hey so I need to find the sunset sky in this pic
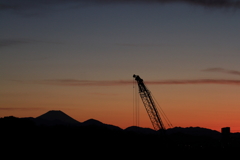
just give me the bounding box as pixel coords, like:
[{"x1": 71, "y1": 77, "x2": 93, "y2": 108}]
[{"x1": 1, "y1": 0, "x2": 240, "y2": 132}]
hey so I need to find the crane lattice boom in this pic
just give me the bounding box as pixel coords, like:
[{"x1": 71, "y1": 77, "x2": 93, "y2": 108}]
[{"x1": 133, "y1": 74, "x2": 165, "y2": 131}]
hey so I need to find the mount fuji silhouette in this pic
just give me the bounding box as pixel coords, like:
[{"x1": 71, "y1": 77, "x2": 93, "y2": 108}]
[
  {"x1": 34, "y1": 110, "x2": 122, "y2": 131},
  {"x1": 34, "y1": 110, "x2": 81, "y2": 126}
]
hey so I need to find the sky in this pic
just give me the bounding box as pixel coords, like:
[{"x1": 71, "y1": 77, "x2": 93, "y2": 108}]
[{"x1": 1, "y1": 0, "x2": 240, "y2": 132}]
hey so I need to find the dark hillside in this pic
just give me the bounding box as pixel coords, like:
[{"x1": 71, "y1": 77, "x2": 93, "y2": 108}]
[{"x1": 1, "y1": 110, "x2": 240, "y2": 157}]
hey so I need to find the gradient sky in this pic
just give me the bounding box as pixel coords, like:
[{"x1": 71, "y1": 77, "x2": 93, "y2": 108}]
[{"x1": 1, "y1": 0, "x2": 240, "y2": 132}]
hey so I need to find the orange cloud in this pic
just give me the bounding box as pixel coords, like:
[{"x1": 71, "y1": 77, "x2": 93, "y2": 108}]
[
  {"x1": 0, "y1": 107, "x2": 44, "y2": 111},
  {"x1": 35, "y1": 79, "x2": 131, "y2": 86},
  {"x1": 203, "y1": 68, "x2": 240, "y2": 76},
  {"x1": 25, "y1": 79, "x2": 240, "y2": 86},
  {"x1": 89, "y1": 92, "x2": 119, "y2": 96},
  {"x1": 146, "y1": 79, "x2": 240, "y2": 85}
]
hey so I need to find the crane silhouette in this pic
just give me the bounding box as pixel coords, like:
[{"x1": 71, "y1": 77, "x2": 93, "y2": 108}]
[{"x1": 133, "y1": 74, "x2": 172, "y2": 131}]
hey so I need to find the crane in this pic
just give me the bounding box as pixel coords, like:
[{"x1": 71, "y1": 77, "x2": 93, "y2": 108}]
[{"x1": 133, "y1": 74, "x2": 170, "y2": 131}]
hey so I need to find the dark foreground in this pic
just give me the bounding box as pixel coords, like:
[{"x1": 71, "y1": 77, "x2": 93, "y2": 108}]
[{"x1": 1, "y1": 116, "x2": 240, "y2": 158}]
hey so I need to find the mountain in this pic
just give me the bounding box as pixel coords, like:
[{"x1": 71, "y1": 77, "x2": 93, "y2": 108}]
[
  {"x1": 34, "y1": 110, "x2": 81, "y2": 126},
  {"x1": 31, "y1": 110, "x2": 224, "y2": 137},
  {"x1": 34, "y1": 110, "x2": 122, "y2": 130},
  {"x1": 82, "y1": 118, "x2": 104, "y2": 126},
  {"x1": 0, "y1": 110, "x2": 227, "y2": 138},
  {"x1": 125, "y1": 126, "x2": 157, "y2": 135},
  {"x1": 124, "y1": 126, "x2": 222, "y2": 137},
  {"x1": 3, "y1": 110, "x2": 240, "y2": 149},
  {"x1": 82, "y1": 118, "x2": 122, "y2": 131},
  {"x1": 166, "y1": 127, "x2": 221, "y2": 138}
]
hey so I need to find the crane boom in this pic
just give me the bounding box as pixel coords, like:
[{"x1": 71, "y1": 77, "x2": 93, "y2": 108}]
[{"x1": 133, "y1": 74, "x2": 165, "y2": 131}]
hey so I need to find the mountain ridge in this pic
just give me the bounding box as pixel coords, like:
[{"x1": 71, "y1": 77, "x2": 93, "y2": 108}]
[
  {"x1": 0, "y1": 110, "x2": 234, "y2": 136},
  {"x1": 1, "y1": 110, "x2": 239, "y2": 150}
]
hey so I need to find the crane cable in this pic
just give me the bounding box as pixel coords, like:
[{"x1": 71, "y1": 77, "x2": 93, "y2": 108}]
[
  {"x1": 133, "y1": 78, "x2": 135, "y2": 126},
  {"x1": 133, "y1": 78, "x2": 139, "y2": 127},
  {"x1": 153, "y1": 94, "x2": 173, "y2": 128},
  {"x1": 144, "y1": 83, "x2": 173, "y2": 128},
  {"x1": 136, "y1": 79, "x2": 139, "y2": 127}
]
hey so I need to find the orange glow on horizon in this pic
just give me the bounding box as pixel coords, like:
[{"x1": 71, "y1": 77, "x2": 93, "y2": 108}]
[{"x1": 1, "y1": 80, "x2": 240, "y2": 133}]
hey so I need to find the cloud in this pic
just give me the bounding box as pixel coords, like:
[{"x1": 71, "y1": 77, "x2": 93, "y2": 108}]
[
  {"x1": 35, "y1": 79, "x2": 132, "y2": 86},
  {"x1": 0, "y1": 39, "x2": 33, "y2": 47},
  {"x1": 147, "y1": 79, "x2": 240, "y2": 85},
  {"x1": 115, "y1": 43, "x2": 169, "y2": 47},
  {"x1": 203, "y1": 68, "x2": 240, "y2": 76},
  {"x1": 180, "y1": 0, "x2": 240, "y2": 8},
  {"x1": 0, "y1": 39, "x2": 62, "y2": 48},
  {"x1": 0, "y1": 107, "x2": 43, "y2": 111},
  {"x1": 21, "y1": 78, "x2": 240, "y2": 86},
  {"x1": 0, "y1": 0, "x2": 84, "y2": 16},
  {"x1": 1, "y1": 0, "x2": 240, "y2": 15},
  {"x1": 90, "y1": 92, "x2": 119, "y2": 96}
]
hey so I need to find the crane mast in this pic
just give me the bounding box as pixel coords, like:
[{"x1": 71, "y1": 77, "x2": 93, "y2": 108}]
[{"x1": 133, "y1": 74, "x2": 165, "y2": 131}]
